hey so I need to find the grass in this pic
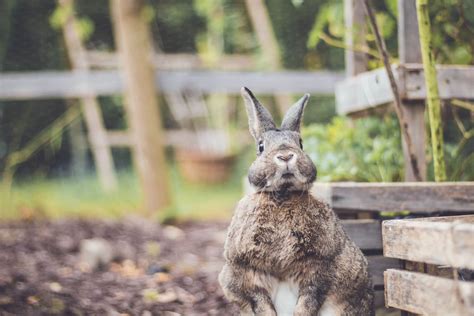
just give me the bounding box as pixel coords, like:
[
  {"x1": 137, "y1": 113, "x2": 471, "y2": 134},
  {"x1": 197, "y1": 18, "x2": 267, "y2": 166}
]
[{"x1": 0, "y1": 165, "x2": 243, "y2": 222}]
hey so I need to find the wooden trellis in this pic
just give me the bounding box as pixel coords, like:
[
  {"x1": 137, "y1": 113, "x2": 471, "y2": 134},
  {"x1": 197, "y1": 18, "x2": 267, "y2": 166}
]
[{"x1": 339, "y1": 0, "x2": 474, "y2": 181}]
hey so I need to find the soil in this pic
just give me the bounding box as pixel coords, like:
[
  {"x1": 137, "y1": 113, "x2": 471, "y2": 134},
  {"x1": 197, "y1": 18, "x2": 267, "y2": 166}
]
[{"x1": 0, "y1": 218, "x2": 239, "y2": 315}]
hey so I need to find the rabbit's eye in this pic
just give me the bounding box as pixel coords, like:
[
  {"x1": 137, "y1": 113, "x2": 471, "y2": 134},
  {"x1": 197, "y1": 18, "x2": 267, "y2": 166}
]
[
  {"x1": 299, "y1": 138, "x2": 303, "y2": 149},
  {"x1": 258, "y1": 141, "x2": 264, "y2": 154}
]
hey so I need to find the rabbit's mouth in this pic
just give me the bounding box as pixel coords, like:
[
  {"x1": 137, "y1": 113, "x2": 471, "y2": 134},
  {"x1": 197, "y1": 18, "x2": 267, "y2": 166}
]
[{"x1": 281, "y1": 172, "x2": 294, "y2": 179}]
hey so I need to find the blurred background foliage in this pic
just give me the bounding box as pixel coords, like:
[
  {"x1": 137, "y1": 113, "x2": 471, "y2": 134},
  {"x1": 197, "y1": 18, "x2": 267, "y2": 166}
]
[{"x1": 0, "y1": 0, "x2": 473, "y2": 219}]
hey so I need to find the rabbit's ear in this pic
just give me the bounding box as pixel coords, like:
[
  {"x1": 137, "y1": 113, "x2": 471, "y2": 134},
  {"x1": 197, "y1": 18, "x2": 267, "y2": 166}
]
[
  {"x1": 280, "y1": 94, "x2": 310, "y2": 133},
  {"x1": 241, "y1": 87, "x2": 276, "y2": 140}
]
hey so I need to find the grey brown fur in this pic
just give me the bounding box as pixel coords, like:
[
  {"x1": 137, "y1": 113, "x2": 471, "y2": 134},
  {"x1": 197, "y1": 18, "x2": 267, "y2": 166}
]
[{"x1": 219, "y1": 88, "x2": 373, "y2": 315}]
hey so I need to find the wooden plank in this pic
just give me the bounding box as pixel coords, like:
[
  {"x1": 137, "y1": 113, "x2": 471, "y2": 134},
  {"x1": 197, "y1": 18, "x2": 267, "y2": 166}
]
[
  {"x1": 335, "y1": 64, "x2": 474, "y2": 114},
  {"x1": 383, "y1": 215, "x2": 474, "y2": 269},
  {"x1": 398, "y1": 0, "x2": 426, "y2": 182},
  {"x1": 401, "y1": 103, "x2": 426, "y2": 181},
  {"x1": 368, "y1": 256, "x2": 401, "y2": 287},
  {"x1": 344, "y1": 0, "x2": 367, "y2": 77},
  {"x1": 312, "y1": 182, "x2": 474, "y2": 213},
  {"x1": 335, "y1": 66, "x2": 399, "y2": 114},
  {"x1": 384, "y1": 269, "x2": 474, "y2": 315},
  {"x1": 60, "y1": 0, "x2": 118, "y2": 192},
  {"x1": 0, "y1": 70, "x2": 343, "y2": 100},
  {"x1": 341, "y1": 219, "x2": 382, "y2": 250},
  {"x1": 403, "y1": 64, "x2": 474, "y2": 100},
  {"x1": 398, "y1": 0, "x2": 422, "y2": 64}
]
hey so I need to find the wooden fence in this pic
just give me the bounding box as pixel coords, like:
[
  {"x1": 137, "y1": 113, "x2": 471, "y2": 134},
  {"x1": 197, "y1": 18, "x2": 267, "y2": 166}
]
[{"x1": 0, "y1": 70, "x2": 343, "y2": 101}]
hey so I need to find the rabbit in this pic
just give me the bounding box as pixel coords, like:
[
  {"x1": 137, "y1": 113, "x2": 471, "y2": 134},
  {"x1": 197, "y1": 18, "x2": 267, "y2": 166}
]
[{"x1": 219, "y1": 87, "x2": 374, "y2": 316}]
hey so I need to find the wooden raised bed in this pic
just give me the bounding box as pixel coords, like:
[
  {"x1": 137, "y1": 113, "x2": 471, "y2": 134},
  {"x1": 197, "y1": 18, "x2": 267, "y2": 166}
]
[
  {"x1": 382, "y1": 215, "x2": 474, "y2": 315},
  {"x1": 310, "y1": 182, "x2": 474, "y2": 310}
]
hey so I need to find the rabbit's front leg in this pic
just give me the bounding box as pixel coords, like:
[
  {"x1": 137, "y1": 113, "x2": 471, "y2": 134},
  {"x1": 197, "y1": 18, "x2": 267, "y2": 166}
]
[
  {"x1": 219, "y1": 263, "x2": 277, "y2": 316},
  {"x1": 293, "y1": 283, "x2": 330, "y2": 316}
]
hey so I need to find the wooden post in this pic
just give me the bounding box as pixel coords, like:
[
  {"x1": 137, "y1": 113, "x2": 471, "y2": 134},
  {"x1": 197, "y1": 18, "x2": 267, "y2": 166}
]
[
  {"x1": 244, "y1": 0, "x2": 293, "y2": 113},
  {"x1": 344, "y1": 0, "x2": 368, "y2": 77},
  {"x1": 59, "y1": 0, "x2": 118, "y2": 191},
  {"x1": 398, "y1": 0, "x2": 426, "y2": 181},
  {"x1": 111, "y1": 0, "x2": 171, "y2": 213}
]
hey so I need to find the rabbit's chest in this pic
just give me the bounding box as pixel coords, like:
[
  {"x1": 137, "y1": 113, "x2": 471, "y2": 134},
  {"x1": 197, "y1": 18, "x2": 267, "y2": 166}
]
[{"x1": 233, "y1": 210, "x2": 313, "y2": 271}]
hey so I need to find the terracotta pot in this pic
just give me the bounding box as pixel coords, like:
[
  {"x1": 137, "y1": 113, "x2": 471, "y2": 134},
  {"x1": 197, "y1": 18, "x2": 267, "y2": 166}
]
[{"x1": 175, "y1": 149, "x2": 236, "y2": 184}]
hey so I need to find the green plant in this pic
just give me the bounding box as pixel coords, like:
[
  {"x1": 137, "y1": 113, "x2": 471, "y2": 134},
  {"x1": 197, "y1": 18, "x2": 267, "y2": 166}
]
[{"x1": 302, "y1": 115, "x2": 404, "y2": 182}]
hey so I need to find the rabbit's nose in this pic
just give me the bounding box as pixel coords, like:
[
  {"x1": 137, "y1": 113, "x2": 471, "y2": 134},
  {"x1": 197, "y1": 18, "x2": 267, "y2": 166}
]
[{"x1": 276, "y1": 153, "x2": 294, "y2": 162}]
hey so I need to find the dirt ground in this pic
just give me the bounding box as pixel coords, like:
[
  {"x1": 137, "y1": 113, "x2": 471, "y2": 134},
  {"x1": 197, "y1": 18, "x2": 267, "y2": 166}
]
[{"x1": 0, "y1": 218, "x2": 239, "y2": 315}]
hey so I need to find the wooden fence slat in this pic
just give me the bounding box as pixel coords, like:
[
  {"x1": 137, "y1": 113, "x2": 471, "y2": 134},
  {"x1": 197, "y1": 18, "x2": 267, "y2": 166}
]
[
  {"x1": 341, "y1": 219, "x2": 382, "y2": 250},
  {"x1": 368, "y1": 256, "x2": 401, "y2": 287},
  {"x1": 384, "y1": 269, "x2": 474, "y2": 315},
  {"x1": 382, "y1": 215, "x2": 474, "y2": 269},
  {"x1": 0, "y1": 70, "x2": 344, "y2": 100},
  {"x1": 312, "y1": 182, "x2": 474, "y2": 213},
  {"x1": 335, "y1": 64, "x2": 474, "y2": 114}
]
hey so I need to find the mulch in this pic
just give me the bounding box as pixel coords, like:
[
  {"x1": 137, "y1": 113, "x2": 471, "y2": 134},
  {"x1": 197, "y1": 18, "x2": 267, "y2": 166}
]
[{"x1": 0, "y1": 217, "x2": 239, "y2": 315}]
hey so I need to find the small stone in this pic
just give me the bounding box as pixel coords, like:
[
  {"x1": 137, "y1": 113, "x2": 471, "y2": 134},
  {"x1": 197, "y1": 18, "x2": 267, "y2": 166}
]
[
  {"x1": 163, "y1": 226, "x2": 185, "y2": 240},
  {"x1": 79, "y1": 238, "x2": 114, "y2": 271},
  {"x1": 49, "y1": 282, "x2": 62, "y2": 292}
]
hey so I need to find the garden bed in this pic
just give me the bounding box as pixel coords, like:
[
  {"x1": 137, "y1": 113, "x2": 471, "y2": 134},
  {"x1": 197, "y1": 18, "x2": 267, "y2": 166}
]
[{"x1": 0, "y1": 218, "x2": 237, "y2": 315}]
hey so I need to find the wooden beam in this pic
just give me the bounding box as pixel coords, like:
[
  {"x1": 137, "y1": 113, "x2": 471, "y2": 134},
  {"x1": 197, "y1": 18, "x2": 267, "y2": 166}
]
[
  {"x1": 384, "y1": 269, "x2": 474, "y2": 314},
  {"x1": 60, "y1": 0, "x2": 118, "y2": 192},
  {"x1": 368, "y1": 256, "x2": 401, "y2": 287},
  {"x1": 382, "y1": 215, "x2": 474, "y2": 269},
  {"x1": 344, "y1": 0, "x2": 367, "y2": 77},
  {"x1": 111, "y1": 0, "x2": 171, "y2": 213},
  {"x1": 0, "y1": 70, "x2": 343, "y2": 101},
  {"x1": 398, "y1": 0, "x2": 426, "y2": 181},
  {"x1": 341, "y1": 219, "x2": 382, "y2": 250},
  {"x1": 335, "y1": 64, "x2": 474, "y2": 114},
  {"x1": 311, "y1": 182, "x2": 474, "y2": 213}
]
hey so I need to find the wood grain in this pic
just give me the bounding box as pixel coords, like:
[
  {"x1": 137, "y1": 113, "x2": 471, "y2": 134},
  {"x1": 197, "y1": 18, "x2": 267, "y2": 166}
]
[
  {"x1": 335, "y1": 64, "x2": 474, "y2": 115},
  {"x1": 384, "y1": 269, "x2": 474, "y2": 315},
  {"x1": 311, "y1": 182, "x2": 474, "y2": 213},
  {"x1": 382, "y1": 215, "x2": 474, "y2": 269},
  {"x1": 0, "y1": 70, "x2": 343, "y2": 100},
  {"x1": 341, "y1": 219, "x2": 382, "y2": 250}
]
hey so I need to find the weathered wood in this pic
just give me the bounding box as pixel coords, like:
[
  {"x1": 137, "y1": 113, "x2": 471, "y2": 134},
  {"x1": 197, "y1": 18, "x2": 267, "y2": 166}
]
[
  {"x1": 60, "y1": 0, "x2": 118, "y2": 192},
  {"x1": 335, "y1": 64, "x2": 474, "y2": 114},
  {"x1": 398, "y1": 0, "x2": 426, "y2": 182},
  {"x1": 87, "y1": 51, "x2": 256, "y2": 70},
  {"x1": 111, "y1": 0, "x2": 171, "y2": 213},
  {"x1": 402, "y1": 103, "x2": 426, "y2": 181},
  {"x1": 311, "y1": 182, "x2": 474, "y2": 213},
  {"x1": 382, "y1": 215, "x2": 474, "y2": 269},
  {"x1": 384, "y1": 269, "x2": 474, "y2": 315},
  {"x1": 341, "y1": 219, "x2": 382, "y2": 250},
  {"x1": 336, "y1": 66, "x2": 399, "y2": 114},
  {"x1": 398, "y1": 0, "x2": 422, "y2": 64},
  {"x1": 344, "y1": 0, "x2": 367, "y2": 77},
  {"x1": 0, "y1": 70, "x2": 343, "y2": 100},
  {"x1": 368, "y1": 256, "x2": 401, "y2": 287}
]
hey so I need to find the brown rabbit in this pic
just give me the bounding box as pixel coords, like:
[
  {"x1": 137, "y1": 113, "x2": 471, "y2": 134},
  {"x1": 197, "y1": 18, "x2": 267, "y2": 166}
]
[{"x1": 219, "y1": 88, "x2": 374, "y2": 316}]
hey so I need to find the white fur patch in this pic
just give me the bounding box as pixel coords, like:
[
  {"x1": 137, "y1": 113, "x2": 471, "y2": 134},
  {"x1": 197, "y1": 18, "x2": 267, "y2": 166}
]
[
  {"x1": 318, "y1": 296, "x2": 344, "y2": 316},
  {"x1": 273, "y1": 281, "x2": 298, "y2": 316}
]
